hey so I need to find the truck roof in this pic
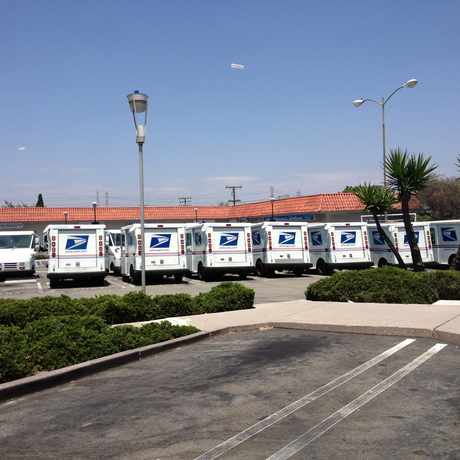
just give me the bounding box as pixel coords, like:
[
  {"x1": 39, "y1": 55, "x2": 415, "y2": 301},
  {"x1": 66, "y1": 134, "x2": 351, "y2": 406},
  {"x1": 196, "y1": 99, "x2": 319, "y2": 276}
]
[
  {"x1": 200, "y1": 222, "x2": 253, "y2": 230},
  {"x1": 121, "y1": 223, "x2": 187, "y2": 231},
  {"x1": 0, "y1": 230, "x2": 36, "y2": 236},
  {"x1": 308, "y1": 222, "x2": 366, "y2": 229},
  {"x1": 253, "y1": 221, "x2": 308, "y2": 227},
  {"x1": 43, "y1": 224, "x2": 106, "y2": 232}
]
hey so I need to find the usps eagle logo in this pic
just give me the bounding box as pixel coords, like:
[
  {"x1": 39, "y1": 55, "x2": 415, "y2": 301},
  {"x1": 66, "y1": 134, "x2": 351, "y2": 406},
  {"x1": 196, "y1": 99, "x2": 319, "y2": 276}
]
[
  {"x1": 372, "y1": 231, "x2": 385, "y2": 245},
  {"x1": 150, "y1": 234, "x2": 171, "y2": 249},
  {"x1": 65, "y1": 235, "x2": 89, "y2": 251},
  {"x1": 341, "y1": 232, "x2": 356, "y2": 245},
  {"x1": 311, "y1": 231, "x2": 322, "y2": 246},
  {"x1": 219, "y1": 232, "x2": 239, "y2": 247},
  {"x1": 252, "y1": 232, "x2": 261, "y2": 245},
  {"x1": 441, "y1": 227, "x2": 457, "y2": 242},
  {"x1": 279, "y1": 232, "x2": 296, "y2": 245}
]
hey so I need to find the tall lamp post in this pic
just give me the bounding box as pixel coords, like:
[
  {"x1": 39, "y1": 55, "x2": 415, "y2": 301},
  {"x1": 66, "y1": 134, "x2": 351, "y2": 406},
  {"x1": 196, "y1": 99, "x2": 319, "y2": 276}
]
[
  {"x1": 64, "y1": 211, "x2": 68, "y2": 224},
  {"x1": 194, "y1": 207, "x2": 198, "y2": 223},
  {"x1": 270, "y1": 197, "x2": 275, "y2": 221},
  {"x1": 127, "y1": 90, "x2": 149, "y2": 293},
  {"x1": 92, "y1": 202, "x2": 98, "y2": 224},
  {"x1": 352, "y1": 78, "x2": 418, "y2": 187}
]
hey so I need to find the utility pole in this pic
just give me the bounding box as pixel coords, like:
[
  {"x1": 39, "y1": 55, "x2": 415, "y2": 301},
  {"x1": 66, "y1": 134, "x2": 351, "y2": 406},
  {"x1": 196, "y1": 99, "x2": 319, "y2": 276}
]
[
  {"x1": 225, "y1": 185, "x2": 242, "y2": 206},
  {"x1": 269, "y1": 185, "x2": 275, "y2": 199},
  {"x1": 178, "y1": 196, "x2": 192, "y2": 206},
  {"x1": 105, "y1": 191, "x2": 109, "y2": 206},
  {"x1": 96, "y1": 191, "x2": 100, "y2": 205}
]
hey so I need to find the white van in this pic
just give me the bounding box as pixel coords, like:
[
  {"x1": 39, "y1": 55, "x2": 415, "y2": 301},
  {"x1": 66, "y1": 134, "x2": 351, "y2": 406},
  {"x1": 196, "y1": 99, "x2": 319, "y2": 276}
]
[
  {"x1": 44, "y1": 224, "x2": 107, "y2": 288},
  {"x1": 308, "y1": 222, "x2": 372, "y2": 275},
  {"x1": 0, "y1": 231, "x2": 38, "y2": 280},
  {"x1": 120, "y1": 223, "x2": 188, "y2": 284},
  {"x1": 251, "y1": 221, "x2": 311, "y2": 276},
  {"x1": 368, "y1": 222, "x2": 434, "y2": 267},
  {"x1": 428, "y1": 220, "x2": 460, "y2": 268},
  {"x1": 105, "y1": 229, "x2": 124, "y2": 274},
  {"x1": 185, "y1": 222, "x2": 254, "y2": 280}
]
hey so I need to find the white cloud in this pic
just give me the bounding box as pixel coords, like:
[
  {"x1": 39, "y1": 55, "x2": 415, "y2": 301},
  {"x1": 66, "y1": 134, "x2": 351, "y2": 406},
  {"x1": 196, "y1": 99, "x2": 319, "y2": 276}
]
[
  {"x1": 230, "y1": 63, "x2": 245, "y2": 70},
  {"x1": 17, "y1": 146, "x2": 26, "y2": 151}
]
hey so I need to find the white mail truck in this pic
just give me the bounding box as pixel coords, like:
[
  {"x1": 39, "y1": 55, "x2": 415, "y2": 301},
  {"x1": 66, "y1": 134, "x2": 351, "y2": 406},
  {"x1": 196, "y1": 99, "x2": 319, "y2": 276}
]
[
  {"x1": 0, "y1": 231, "x2": 38, "y2": 280},
  {"x1": 427, "y1": 220, "x2": 460, "y2": 268},
  {"x1": 185, "y1": 222, "x2": 254, "y2": 280},
  {"x1": 44, "y1": 224, "x2": 107, "y2": 288},
  {"x1": 251, "y1": 221, "x2": 311, "y2": 276},
  {"x1": 368, "y1": 222, "x2": 434, "y2": 267},
  {"x1": 308, "y1": 222, "x2": 372, "y2": 275},
  {"x1": 105, "y1": 229, "x2": 124, "y2": 274},
  {"x1": 120, "y1": 223, "x2": 188, "y2": 284}
]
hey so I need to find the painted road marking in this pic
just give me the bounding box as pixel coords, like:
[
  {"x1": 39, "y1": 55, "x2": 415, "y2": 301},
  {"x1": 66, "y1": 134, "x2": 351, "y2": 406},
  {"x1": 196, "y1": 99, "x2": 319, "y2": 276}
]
[
  {"x1": 36, "y1": 281, "x2": 43, "y2": 291},
  {"x1": 194, "y1": 338, "x2": 416, "y2": 460},
  {"x1": 267, "y1": 343, "x2": 447, "y2": 460},
  {"x1": 4, "y1": 279, "x2": 37, "y2": 284},
  {"x1": 107, "y1": 277, "x2": 128, "y2": 289}
]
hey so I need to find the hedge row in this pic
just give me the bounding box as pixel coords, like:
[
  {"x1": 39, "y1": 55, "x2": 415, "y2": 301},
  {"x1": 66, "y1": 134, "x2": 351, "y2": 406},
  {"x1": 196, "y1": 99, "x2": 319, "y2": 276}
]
[
  {"x1": 0, "y1": 316, "x2": 198, "y2": 383},
  {"x1": 305, "y1": 267, "x2": 460, "y2": 304},
  {"x1": 0, "y1": 282, "x2": 255, "y2": 327}
]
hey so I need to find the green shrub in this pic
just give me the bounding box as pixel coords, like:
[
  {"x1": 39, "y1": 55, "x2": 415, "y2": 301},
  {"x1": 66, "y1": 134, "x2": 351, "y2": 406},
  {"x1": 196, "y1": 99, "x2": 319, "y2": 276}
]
[
  {"x1": 0, "y1": 316, "x2": 199, "y2": 383},
  {"x1": 421, "y1": 270, "x2": 460, "y2": 300},
  {"x1": 193, "y1": 282, "x2": 255, "y2": 313},
  {"x1": 306, "y1": 267, "x2": 440, "y2": 304},
  {"x1": 0, "y1": 325, "x2": 33, "y2": 383}
]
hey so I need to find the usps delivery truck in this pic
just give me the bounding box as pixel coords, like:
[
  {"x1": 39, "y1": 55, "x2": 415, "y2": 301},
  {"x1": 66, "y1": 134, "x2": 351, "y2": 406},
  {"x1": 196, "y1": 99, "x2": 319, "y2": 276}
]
[
  {"x1": 105, "y1": 229, "x2": 124, "y2": 274},
  {"x1": 0, "y1": 231, "x2": 38, "y2": 280},
  {"x1": 427, "y1": 220, "x2": 460, "y2": 268},
  {"x1": 368, "y1": 222, "x2": 434, "y2": 267},
  {"x1": 185, "y1": 222, "x2": 254, "y2": 280},
  {"x1": 308, "y1": 222, "x2": 372, "y2": 275},
  {"x1": 44, "y1": 224, "x2": 107, "y2": 288},
  {"x1": 120, "y1": 223, "x2": 188, "y2": 284},
  {"x1": 251, "y1": 222, "x2": 312, "y2": 276}
]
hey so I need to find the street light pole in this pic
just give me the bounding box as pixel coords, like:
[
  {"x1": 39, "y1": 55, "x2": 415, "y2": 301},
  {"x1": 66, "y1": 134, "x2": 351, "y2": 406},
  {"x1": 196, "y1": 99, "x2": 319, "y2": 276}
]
[
  {"x1": 64, "y1": 211, "x2": 68, "y2": 224},
  {"x1": 194, "y1": 207, "x2": 198, "y2": 223},
  {"x1": 92, "y1": 202, "x2": 97, "y2": 224},
  {"x1": 127, "y1": 90, "x2": 149, "y2": 294},
  {"x1": 270, "y1": 197, "x2": 275, "y2": 221},
  {"x1": 352, "y1": 79, "x2": 418, "y2": 186}
]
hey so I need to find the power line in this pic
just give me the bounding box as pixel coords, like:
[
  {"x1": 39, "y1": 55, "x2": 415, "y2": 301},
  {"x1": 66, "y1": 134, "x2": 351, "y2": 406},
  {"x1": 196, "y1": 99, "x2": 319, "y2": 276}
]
[
  {"x1": 225, "y1": 185, "x2": 242, "y2": 206},
  {"x1": 178, "y1": 196, "x2": 192, "y2": 206}
]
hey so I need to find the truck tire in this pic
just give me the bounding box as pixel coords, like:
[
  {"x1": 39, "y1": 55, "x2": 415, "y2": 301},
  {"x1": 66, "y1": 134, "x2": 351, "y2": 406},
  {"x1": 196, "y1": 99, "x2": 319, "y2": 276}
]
[
  {"x1": 256, "y1": 259, "x2": 264, "y2": 277},
  {"x1": 316, "y1": 259, "x2": 331, "y2": 276},
  {"x1": 448, "y1": 254, "x2": 458, "y2": 270},
  {"x1": 378, "y1": 258, "x2": 388, "y2": 268},
  {"x1": 49, "y1": 278, "x2": 60, "y2": 289},
  {"x1": 293, "y1": 267, "x2": 304, "y2": 277},
  {"x1": 239, "y1": 273, "x2": 248, "y2": 280},
  {"x1": 198, "y1": 263, "x2": 210, "y2": 282},
  {"x1": 174, "y1": 273, "x2": 183, "y2": 283},
  {"x1": 130, "y1": 266, "x2": 141, "y2": 286}
]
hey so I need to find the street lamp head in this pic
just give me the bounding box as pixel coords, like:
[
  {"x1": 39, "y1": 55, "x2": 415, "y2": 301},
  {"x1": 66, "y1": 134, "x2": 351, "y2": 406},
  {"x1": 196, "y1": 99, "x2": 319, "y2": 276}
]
[
  {"x1": 127, "y1": 90, "x2": 149, "y2": 144},
  {"x1": 404, "y1": 78, "x2": 418, "y2": 88},
  {"x1": 92, "y1": 201, "x2": 97, "y2": 208},
  {"x1": 352, "y1": 99, "x2": 365, "y2": 108}
]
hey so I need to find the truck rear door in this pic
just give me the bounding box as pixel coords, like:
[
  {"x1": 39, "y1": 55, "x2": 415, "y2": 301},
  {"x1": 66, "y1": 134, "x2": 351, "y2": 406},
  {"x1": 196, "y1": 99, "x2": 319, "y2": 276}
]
[
  {"x1": 145, "y1": 228, "x2": 180, "y2": 267},
  {"x1": 334, "y1": 226, "x2": 367, "y2": 262},
  {"x1": 57, "y1": 229, "x2": 98, "y2": 269},
  {"x1": 271, "y1": 225, "x2": 304, "y2": 263},
  {"x1": 212, "y1": 226, "x2": 248, "y2": 265}
]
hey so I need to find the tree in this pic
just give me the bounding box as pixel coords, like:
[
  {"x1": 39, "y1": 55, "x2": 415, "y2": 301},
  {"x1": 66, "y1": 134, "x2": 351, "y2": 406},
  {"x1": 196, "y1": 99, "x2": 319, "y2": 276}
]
[
  {"x1": 385, "y1": 148, "x2": 438, "y2": 272},
  {"x1": 353, "y1": 184, "x2": 406, "y2": 269},
  {"x1": 35, "y1": 193, "x2": 44, "y2": 208},
  {"x1": 457, "y1": 154, "x2": 460, "y2": 174},
  {"x1": 418, "y1": 177, "x2": 460, "y2": 220},
  {"x1": 343, "y1": 185, "x2": 361, "y2": 193}
]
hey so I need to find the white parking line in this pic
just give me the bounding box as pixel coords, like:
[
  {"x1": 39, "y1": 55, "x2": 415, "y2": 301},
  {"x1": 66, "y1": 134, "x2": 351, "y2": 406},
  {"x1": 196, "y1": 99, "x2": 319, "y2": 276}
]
[
  {"x1": 36, "y1": 281, "x2": 43, "y2": 291},
  {"x1": 107, "y1": 277, "x2": 128, "y2": 289},
  {"x1": 194, "y1": 338, "x2": 416, "y2": 460},
  {"x1": 267, "y1": 343, "x2": 447, "y2": 460},
  {"x1": 4, "y1": 279, "x2": 37, "y2": 284}
]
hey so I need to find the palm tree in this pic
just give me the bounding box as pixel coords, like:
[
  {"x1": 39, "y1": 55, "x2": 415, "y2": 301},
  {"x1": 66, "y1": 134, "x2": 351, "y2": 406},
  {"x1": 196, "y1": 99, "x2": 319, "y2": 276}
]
[
  {"x1": 385, "y1": 148, "x2": 438, "y2": 271},
  {"x1": 354, "y1": 184, "x2": 406, "y2": 269},
  {"x1": 457, "y1": 154, "x2": 460, "y2": 175}
]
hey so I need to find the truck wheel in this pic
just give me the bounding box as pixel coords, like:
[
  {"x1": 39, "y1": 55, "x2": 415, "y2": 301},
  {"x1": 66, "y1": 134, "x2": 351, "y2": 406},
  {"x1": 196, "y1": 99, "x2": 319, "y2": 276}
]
[
  {"x1": 198, "y1": 263, "x2": 210, "y2": 281},
  {"x1": 239, "y1": 273, "x2": 248, "y2": 280},
  {"x1": 49, "y1": 279, "x2": 60, "y2": 289},
  {"x1": 293, "y1": 267, "x2": 304, "y2": 277},
  {"x1": 130, "y1": 266, "x2": 141, "y2": 285},
  {"x1": 174, "y1": 274, "x2": 183, "y2": 283},
  {"x1": 316, "y1": 259, "x2": 331, "y2": 276},
  {"x1": 448, "y1": 254, "x2": 458, "y2": 270},
  {"x1": 256, "y1": 260, "x2": 264, "y2": 277},
  {"x1": 110, "y1": 263, "x2": 115, "y2": 273},
  {"x1": 378, "y1": 258, "x2": 388, "y2": 268}
]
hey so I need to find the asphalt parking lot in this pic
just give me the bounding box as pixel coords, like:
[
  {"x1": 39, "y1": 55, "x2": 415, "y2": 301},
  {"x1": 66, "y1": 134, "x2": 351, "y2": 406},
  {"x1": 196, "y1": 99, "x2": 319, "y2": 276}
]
[
  {"x1": 0, "y1": 268, "x2": 323, "y2": 303},
  {"x1": 0, "y1": 328, "x2": 458, "y2": 459}
]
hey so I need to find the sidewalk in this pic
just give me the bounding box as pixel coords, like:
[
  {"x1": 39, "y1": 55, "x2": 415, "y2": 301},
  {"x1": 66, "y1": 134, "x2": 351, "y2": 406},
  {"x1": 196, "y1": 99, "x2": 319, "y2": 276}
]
[{"x1": 141, "y1": 299, "x2": 460, "y2": 345}]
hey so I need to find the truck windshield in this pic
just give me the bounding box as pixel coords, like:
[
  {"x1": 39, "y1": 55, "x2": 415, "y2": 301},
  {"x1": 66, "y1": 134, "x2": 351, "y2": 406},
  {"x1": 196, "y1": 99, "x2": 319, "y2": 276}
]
[
  {"x1": 110, "y1": 233, "x2": 124, "y2": 246},
  {"x1": 0, "y1": 235, "x2": 33, "y2": 249}
]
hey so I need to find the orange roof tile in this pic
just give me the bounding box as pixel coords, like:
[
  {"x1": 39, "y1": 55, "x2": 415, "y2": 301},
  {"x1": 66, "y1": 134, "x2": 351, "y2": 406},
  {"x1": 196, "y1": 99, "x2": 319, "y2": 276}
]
[{"x1": 0, "y1": 193, "x2": 421, "y2": 223}]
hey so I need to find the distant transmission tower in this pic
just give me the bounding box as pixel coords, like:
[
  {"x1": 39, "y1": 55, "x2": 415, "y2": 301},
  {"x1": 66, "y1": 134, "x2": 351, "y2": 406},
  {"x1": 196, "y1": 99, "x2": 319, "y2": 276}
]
[
  {"x1": 269, "y1": 186, "x2": 275, "y2": 198},
  {"x1": 105, "y1": 192, "x2": 109, "y2": 206},
  {"x1": 225, "y1": 185, "x2": 242, "y2": 206},
  {"x1": 178, "y1": 196, "x2": 192, "y2": 206}
]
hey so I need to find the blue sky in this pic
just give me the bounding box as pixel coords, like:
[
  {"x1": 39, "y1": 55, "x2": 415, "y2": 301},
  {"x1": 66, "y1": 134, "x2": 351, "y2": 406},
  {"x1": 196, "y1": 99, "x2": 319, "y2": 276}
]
[{"x1": 1, "y1": 1, "x2": 459, "y2": 206}]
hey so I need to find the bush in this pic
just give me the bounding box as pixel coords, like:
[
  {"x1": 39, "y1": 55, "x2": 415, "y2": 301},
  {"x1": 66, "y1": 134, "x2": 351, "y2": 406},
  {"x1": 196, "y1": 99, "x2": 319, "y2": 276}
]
[
  {"x1": 0, "y1": 316, "x2": 199, "y2": 383},
  {"x1": 422, "y1": 270, "x2": 460, "y2": 300},
  {"x1": 0, "y1": 283, "x2": 254, "y2": 328},
  {"x1": 193, "y1": 282, "x2": 255, "y2": 313},
  {"x1": 305, "y1": 267, "x2": 443, "y2": 304}
]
